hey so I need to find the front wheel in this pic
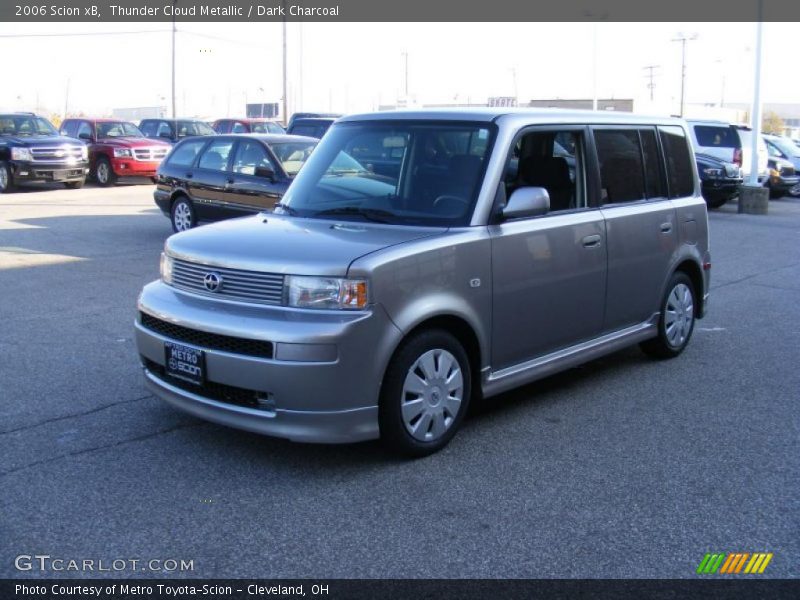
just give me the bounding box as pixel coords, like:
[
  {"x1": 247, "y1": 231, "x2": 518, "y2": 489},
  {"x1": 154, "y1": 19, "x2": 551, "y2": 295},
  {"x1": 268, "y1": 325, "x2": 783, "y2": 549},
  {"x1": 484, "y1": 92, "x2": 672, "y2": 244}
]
[
  {"x1": 170, "y1": 196, "x2": 196, "y2": 232},
  {"x1": 704, "y1": 193, "x2": 729, "y2": 209},
  {"x1": 94, "y1": 157, "x2": 117, "y2": 186},
  {"x1": 379, "y1": 329, "x2": 471, "y2": 457},
  {"x1": 64, "y1": 179, "x2": 85, "y2": 190},
  {"x1": 640, "y1": 272, "x2": 696, "y2": 359},
  {"x1": 0, "y1": 161, "x2": 15, "y2": 193}
]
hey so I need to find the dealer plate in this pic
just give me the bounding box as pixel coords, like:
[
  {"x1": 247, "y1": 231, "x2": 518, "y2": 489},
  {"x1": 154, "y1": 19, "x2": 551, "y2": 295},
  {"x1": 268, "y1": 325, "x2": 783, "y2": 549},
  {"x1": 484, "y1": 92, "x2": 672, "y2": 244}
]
[{"x1": 164, "y1": 341, "x2": 205, "y2": 386}]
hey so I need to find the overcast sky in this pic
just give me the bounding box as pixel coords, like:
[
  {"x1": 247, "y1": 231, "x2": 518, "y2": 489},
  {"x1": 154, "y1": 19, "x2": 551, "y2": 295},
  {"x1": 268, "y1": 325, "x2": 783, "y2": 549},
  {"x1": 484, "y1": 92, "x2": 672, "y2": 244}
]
[{"x1": 0, "y1": 21, "x2": 795, "y2": 119}]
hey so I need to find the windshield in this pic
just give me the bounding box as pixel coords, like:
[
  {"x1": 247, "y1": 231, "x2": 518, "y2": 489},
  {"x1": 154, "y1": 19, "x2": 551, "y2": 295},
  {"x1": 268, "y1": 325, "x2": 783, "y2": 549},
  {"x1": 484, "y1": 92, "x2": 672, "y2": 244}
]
[
  {"x1": 177, "y1": 120, "x2": 216, "y2": 137},
  {"x1": 251, "y1": 122, "x2": 284, "y2": 134},
  {"x1": 269, "y1": 141, "x2": 316, "y2": 176},
  {"x1": 768, "y1": 137, "x2": 800, "y2": 158},
  {"x1": 279, "y1": 121, "x2": 495, "y2": 226},
  {"x1": 0, "y1": 115, "x2": 58, "y2": 136},
  {"x1": 96, "y1": 121, "x2": 143, "y2": 138}
]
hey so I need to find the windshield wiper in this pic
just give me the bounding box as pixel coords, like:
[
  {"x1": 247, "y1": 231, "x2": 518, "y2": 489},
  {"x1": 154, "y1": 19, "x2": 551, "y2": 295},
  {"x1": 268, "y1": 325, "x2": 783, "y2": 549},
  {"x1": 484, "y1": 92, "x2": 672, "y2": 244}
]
[
  {"x1": 272, "y1": 202, "x2": 297, "y2": 215},
  {"x1": 312, "y1": 206, "x2": 396, "y2": 223}
]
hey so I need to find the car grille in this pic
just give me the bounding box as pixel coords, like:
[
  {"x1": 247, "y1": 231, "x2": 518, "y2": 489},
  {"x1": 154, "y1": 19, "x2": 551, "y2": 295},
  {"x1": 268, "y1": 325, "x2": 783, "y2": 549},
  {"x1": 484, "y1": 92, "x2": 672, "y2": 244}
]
[
  {"x1": 139, "y1": 312, "x2": 274, "y2": 359},
  {"x1": 133, "y1": 146, "x2": 169, "y2": 162},
  {"x1": 30, "y1": 145, "x2": 84, "y2": 163},
  {"x1": 779, "y1": 165, "x2": 796, "y2": 177},
  {"x1": 142, "y1": 357, "x2": 261, "y2": 409},
  {"x1": 170, "y1": 258, "x2": 285, "y2": 306}
]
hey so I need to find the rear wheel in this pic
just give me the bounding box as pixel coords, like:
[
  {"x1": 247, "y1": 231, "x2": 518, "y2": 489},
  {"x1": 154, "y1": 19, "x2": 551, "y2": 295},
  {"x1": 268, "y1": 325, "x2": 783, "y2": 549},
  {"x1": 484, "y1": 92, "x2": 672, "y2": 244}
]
[
  {"x1": 640, "y1": 272, "x2": 696, "y2": 359},
  {"x1": 94, "y1": 157, "x2": 116, "y2": 186},
  {"x1": 0, "y1": 161, "x2": 15, "y2": 193},
  {"x1": 171, "y1": 196, "x2": 196, "y2": 232},
  {"x1": 379, "y1": 329, "x2": 471, "y2": 457}
]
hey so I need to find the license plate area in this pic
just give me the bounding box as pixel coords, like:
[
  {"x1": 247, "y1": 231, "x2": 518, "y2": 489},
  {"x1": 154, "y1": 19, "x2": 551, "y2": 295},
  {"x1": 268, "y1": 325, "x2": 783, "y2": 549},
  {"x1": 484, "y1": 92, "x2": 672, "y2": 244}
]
[
  {"x1": 51, "y1": 170, "x2": 67, "y2": 181},
  {"x1": 165, "y1": 342, "x2": 205, "y2": 385}
]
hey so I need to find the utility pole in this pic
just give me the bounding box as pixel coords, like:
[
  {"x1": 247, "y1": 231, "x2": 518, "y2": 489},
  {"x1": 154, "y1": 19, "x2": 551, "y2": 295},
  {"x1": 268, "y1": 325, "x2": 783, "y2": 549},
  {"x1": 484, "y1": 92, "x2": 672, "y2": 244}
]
[
  {"x1": 748, "y1": 7, "x2": 764, "y2": 186},
  {"x1": 171, "y1": 0, "x2": 177, "y2": 119},
  {"x1": 281, "y1": 1, "x2": 288, "y2": 125},
  {"x1": 643, "y1": 65, "x2": 660, "y2": 102},
  {"x1": 672, "y1": 32, "x2": 697, "y2": 117},
  {"x1": 63, "y1": 78, "x2": 70, "y2": 120},
  {"x1": 401, "y1": 51, "x2": 409, "y2": 99}
]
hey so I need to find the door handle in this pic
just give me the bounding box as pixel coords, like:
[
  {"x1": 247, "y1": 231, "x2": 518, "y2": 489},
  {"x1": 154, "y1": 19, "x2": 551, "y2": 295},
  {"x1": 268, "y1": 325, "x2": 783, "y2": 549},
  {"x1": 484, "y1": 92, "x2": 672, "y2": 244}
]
[
  {"x1": 582, "y1": 234, "x2": 602, "y2": 248},
  {"x1": 660, "y1": 222, "x2": 673, "y2": 233},
  {"x1": 185, "y1": 172, "x2": 193, "y2": 179}
]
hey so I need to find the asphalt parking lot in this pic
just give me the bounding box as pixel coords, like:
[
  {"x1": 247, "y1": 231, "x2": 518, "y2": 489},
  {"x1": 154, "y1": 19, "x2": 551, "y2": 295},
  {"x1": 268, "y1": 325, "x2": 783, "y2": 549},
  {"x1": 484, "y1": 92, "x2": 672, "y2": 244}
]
[{"x1": 1, "y1": 183, "x2": 798, "y2": 579}]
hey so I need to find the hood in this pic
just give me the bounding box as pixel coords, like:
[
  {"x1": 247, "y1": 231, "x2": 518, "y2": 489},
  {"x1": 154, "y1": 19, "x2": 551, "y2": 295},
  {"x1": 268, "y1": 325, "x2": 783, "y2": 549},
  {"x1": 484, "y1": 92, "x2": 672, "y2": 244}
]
[
  {"x1": 166, "y1": 214, "x2": 447, "y2": 277},
  {"x1": 98, "y1": 136, "x2": 170, "y2": 148},
  {"x1": 0, "y1": 134, "x2": 83, "y2": 146}
]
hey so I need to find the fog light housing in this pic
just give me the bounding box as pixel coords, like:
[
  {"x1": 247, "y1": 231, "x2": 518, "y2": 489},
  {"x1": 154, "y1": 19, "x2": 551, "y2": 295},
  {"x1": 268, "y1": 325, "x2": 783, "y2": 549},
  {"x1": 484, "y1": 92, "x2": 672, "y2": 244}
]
[{"x1": 256, "y1": 392, "x2": 276, "y2": 412}]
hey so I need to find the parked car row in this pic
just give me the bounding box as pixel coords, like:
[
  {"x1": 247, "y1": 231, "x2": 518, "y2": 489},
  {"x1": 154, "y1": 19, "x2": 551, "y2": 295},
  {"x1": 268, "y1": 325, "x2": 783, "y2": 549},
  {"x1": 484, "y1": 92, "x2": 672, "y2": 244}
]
[{"x1": 686, "y1": 119, "x2": 799, "y2": 208}]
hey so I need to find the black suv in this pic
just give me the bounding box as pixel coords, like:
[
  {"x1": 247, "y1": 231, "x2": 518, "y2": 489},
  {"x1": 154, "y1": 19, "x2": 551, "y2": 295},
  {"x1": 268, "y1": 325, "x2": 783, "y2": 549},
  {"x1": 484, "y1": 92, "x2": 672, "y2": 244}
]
[{"x1": 0, "y1": 113, "x2": 89, "y2": 193}]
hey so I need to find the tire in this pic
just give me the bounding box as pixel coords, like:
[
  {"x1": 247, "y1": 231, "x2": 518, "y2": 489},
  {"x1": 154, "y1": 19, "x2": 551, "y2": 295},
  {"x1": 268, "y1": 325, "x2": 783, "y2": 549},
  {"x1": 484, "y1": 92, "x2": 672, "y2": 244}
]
[
  {"x1": 0, "y1": 161, "x2": 15, "y2": 193},
  {"x1": 704, "y1": 193, "x2": 729, "y2": 209},
  {"x1": 171, "y1": 195, "x2": 196, "y2": 232},
  {"x1": 94, "y1": 156, "x2": 117, "y2": 187},
  {"x1": 64, "y1": 179, "x2": 85, "y2": 190},
  {"x1": 379, "y1": 329, "x2": 472, "y2": 457},
  {"x1": 640, "y1": 272, "x2": 697, "y2": 359}
]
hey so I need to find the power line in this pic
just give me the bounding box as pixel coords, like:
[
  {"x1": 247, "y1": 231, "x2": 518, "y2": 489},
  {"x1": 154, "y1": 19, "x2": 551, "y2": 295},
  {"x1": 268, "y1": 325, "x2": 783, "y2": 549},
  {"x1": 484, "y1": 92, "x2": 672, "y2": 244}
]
[{"x1": 643, "y1": 64, "x2": 661, "y2": 101}]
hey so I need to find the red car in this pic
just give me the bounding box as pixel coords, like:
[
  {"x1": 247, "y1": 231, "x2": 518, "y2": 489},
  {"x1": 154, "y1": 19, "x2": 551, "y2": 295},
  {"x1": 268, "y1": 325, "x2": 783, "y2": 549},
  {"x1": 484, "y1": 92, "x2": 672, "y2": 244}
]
[
  {"x1": 211, "y1": 118, "x2": 285, "y2": 135},
  {"x1": 60, "y1": 118, "x2": 171, "y2": 186}
]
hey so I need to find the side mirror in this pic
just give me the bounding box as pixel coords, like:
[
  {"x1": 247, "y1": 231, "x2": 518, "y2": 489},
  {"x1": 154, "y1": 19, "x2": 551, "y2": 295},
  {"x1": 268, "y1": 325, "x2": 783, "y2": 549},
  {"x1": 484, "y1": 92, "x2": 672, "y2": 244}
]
[
  {"x1": 159, "y1": 131, "x2": 173, "y2": 139},
  {"x1": 78, "y1": 132, "x2": 91, "y2": 140},
  {"x1": 254, "y1": 166, "x2": 275, "y2": 181},
  {"x1": 501, "y1": 187, "x2": 550, "y2": 220}
]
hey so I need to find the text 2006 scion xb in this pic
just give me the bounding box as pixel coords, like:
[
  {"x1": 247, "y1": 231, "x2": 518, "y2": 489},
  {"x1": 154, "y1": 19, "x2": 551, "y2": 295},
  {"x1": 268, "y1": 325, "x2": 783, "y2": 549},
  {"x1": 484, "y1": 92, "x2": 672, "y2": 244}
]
[{"x1": 135, "y1": 109, "x2": 710, "y2": 456}]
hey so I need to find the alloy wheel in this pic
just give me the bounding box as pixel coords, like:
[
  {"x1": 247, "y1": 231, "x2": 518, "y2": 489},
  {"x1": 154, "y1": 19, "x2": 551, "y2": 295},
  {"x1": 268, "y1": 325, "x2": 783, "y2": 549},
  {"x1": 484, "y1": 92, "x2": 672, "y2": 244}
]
[
  {"x1": 173, "y1": 202, "x2": 192, "y2": 232},
  {"x1": 665, "y1": 283, "x2": 694, "y2": 348}
]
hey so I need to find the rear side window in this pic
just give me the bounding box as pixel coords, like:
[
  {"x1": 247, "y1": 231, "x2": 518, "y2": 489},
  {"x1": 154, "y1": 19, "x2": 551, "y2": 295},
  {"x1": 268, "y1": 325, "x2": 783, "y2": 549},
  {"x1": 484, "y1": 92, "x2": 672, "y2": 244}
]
[
  {"x1": 198, "y1": 139, "x2": 234, "y2": 171},
  {"x1": 167, "y1": 140, "x2": 206, "y2": 168},
  {"x1": 659, "y1": 126, "x2": 695, "y2": 198},
  {"x1": 640, "y1": 129, "x2": 666, "y2": 198},
  {"x1": 594, "y1": 129, "x2": 646, "y2": 204},
  {"x1": 694, "y1": 125, "x2": 738, "y2": 148}
]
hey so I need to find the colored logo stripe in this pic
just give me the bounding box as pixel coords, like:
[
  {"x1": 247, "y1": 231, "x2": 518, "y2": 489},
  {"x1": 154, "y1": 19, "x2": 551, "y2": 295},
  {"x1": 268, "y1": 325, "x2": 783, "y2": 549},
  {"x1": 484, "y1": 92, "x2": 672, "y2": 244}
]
[{"x1": 698, "y1": 552, "x2": 773, "y2": 574}]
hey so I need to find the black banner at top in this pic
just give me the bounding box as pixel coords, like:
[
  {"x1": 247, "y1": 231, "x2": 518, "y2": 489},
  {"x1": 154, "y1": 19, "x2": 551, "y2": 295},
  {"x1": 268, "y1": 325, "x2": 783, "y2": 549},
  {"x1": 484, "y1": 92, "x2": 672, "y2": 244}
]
[{"x1": 2, "y1": 0, "x2": 799, "y2": 22}]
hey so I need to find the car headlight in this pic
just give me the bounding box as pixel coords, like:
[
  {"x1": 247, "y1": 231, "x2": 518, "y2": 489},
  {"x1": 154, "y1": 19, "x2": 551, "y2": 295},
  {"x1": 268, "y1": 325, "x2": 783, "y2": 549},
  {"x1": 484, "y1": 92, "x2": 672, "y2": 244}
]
[
  {"x1": 285, "y1": 276, "x2": 368, "y2": 310},
  {"x1": 160, "y1": 252, "x2": 174, "y2": 284},
  {"x1": 80, "y1": 145, "x2": 88, "y2": 160},
  {"x1": 114, "y1": 148, "x2": 133, "y2": 158},
  {"x1": 702, "y1": 168, "x2": 722, "y2": 177},
  {"x1": 11, "y1": 147, "x2": 32, "y2": 161}
]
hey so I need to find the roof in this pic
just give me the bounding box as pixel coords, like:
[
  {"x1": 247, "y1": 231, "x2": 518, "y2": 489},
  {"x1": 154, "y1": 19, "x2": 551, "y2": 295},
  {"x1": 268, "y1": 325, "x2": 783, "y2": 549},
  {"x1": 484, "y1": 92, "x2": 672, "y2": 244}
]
[
  {"x1": 214, "y1": 133, "x2": 317, "y2": 144},
  {"x1": 339, "y1": 107, "x2": 687, "y2": 127},
  {"x1": 216, "y1": 117, "x2": 282, "y2": 123},
  {"x1": 65, "y1": 117, "x2": 134, "y2": 123}
]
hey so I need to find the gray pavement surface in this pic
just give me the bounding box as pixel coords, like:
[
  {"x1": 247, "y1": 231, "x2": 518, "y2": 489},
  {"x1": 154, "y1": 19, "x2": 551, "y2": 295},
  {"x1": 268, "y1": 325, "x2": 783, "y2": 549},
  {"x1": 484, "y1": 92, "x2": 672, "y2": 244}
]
[{"x1": 1, "y1": 183, "x2": 798, "y2": 579}]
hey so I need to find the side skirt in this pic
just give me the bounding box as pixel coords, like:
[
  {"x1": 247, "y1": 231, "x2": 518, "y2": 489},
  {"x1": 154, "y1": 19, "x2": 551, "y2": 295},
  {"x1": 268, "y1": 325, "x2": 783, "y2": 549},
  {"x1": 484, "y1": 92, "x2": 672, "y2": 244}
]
[{"x1": 481, "y1": 314, "x2": 659, "y2": 399}]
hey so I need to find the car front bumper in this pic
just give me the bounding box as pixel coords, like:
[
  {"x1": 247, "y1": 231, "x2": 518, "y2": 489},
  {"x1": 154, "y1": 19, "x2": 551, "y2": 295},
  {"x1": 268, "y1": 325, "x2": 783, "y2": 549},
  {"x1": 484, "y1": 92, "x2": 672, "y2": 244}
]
[
  {"x1": 11, "y1": 160, "x2": 89, "y2": 183},
  {"x1": 768, "y1": 173, "x2": 800, "y2": 193},
  {"x1": 135, "y1": 281, "x2": 404, "y2": 443},
  {"x1": 111, "y1": 158, "x2": 162, "y2": 177}
]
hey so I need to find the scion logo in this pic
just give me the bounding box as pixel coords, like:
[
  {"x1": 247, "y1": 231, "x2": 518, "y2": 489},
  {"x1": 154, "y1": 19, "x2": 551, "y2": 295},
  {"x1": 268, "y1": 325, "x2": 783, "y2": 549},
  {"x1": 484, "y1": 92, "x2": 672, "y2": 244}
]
[
  {"x1": 203, "y1": 272, "x2": 222, "y2": 292},
  {"x1": 696, "y1": 552, "x2": 773, "y2": 574}
]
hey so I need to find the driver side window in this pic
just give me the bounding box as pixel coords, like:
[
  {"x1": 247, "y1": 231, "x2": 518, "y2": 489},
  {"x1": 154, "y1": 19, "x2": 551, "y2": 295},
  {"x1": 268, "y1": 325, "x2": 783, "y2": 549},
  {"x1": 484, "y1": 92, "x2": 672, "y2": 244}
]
[{"x1": 505, "y1": 130, "x2": 586, "y2": 214}]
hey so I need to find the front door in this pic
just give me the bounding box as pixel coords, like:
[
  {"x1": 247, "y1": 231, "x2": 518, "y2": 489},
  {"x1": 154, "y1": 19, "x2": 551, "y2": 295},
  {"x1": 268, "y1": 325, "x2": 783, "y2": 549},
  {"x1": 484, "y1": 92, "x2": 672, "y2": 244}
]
[
  {"x1": 489, "y1": 126, "x2": 607, "y2": 370},
  {"x1": 227, "y1": 139, "x2": 284, "y2": 211}
]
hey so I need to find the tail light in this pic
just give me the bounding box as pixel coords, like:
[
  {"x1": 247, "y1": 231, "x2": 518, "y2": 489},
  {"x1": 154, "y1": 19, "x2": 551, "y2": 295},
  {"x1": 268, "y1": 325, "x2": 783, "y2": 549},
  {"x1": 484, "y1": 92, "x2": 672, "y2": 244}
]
[{"x1": 733, "y1": 148, "x2": 743, "y2": 167}]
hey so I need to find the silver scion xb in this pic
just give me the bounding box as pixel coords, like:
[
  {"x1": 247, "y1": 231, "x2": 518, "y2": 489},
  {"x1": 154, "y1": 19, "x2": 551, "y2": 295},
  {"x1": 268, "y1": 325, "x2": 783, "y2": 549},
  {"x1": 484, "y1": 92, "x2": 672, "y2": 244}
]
[{"x1": 135, "y1": 109, "x2": 710, "y2": 456}]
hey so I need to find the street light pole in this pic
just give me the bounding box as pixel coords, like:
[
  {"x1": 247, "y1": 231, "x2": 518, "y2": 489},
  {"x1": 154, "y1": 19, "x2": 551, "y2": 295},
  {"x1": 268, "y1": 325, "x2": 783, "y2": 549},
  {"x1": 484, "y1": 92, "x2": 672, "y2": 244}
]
[
  {"x1": 748, "y1": 7, "x2": 764, "y2": 186},
  {"x1": 282, "y1": 2, "x2": 288, "y2": 124},
  {"x1": 672, "y1": 32, "x2": 697, "y2": 117},
  {"x1": 171, "y1": 0, "x2": 177, "y2": 119}
]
